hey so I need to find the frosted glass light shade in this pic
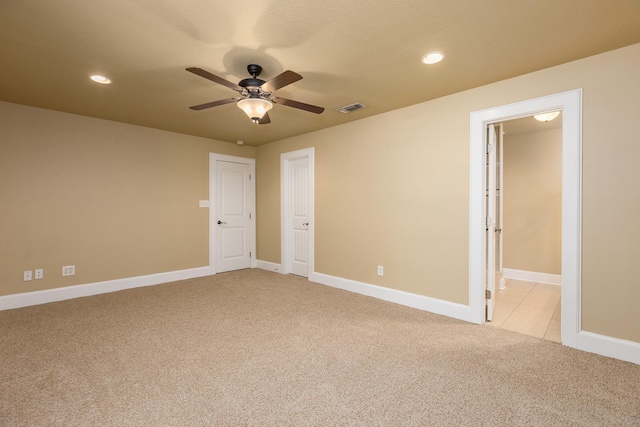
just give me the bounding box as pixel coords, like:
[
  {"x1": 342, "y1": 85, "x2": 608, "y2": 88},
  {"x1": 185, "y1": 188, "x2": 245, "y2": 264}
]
[
  {"x1": 533, "y1": 111, "x2": 560, "y2": 122},
  {"x1": 237, "y1": 98, "x2": 273, "y2": 122}
]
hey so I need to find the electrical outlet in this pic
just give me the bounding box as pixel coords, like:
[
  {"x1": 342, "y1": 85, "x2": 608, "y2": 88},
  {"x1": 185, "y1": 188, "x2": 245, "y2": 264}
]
[
  {"x1": 35, "y1": 269, "x2": 44, "y2": 279},
  {"x1": 62, "y1": 265, "x2": 75, "y2": 276},
  {"x1": 377, "y1": 265, "x2": 384, "y2": 276},
  {"x1": 23, "y1": 270, "x2": 33, "y2": 281}
]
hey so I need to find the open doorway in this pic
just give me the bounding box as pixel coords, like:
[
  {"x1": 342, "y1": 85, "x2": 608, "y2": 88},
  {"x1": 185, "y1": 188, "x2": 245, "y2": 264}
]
[
  {"x1": 487, "y1": 114, "x2": 563, "y2": 341},
  {"x1": 469, "y1": 89, "x2": 582, "y2": 349}
]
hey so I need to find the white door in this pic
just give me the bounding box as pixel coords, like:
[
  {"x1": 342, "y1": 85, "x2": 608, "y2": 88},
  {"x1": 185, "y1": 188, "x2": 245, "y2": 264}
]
[
  {"x1": 281, "y1": 148, "x2": 314, "y2": 277},
  {"x1": 496, "y1": 123, "x2": 506, "y2": 290},
  {"x1": 216, "y1": 160, "x2": 252, "y2": 272},
  {"x1": 289, "y1": 157, "x2": 310, "y2": 277},
  {"x1": 486, "y1": 124, "x2": 499, "y2": 321}
]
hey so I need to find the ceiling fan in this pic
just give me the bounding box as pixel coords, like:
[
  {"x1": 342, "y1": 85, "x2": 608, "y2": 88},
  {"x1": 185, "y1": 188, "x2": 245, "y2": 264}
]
[{"x1": 186, "y1": 64, "x2": 324, "y2": 124}]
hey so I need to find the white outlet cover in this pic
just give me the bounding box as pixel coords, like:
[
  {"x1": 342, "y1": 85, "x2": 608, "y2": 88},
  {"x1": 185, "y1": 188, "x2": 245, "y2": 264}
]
[
  {"x1": 62, "y1": 265, "x2": 75, "y2": 276},
  {"x1": 35, "y1": 269, "x2": 43, "y2": 279},
  {"x1": 23, "y1": 271, "x2": 32, "y2": 281},
  {"x1": 199, "y1": 200, "x2": 210, "y2": 208}
]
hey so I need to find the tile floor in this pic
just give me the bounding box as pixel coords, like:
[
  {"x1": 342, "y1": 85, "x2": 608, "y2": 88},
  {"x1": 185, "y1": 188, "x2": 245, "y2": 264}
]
[{"x1": 486, "y1": 279, "x2": 561, "y2": 342}]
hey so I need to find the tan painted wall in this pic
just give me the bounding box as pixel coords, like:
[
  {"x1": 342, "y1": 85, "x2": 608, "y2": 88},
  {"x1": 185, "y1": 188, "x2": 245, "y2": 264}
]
[
  {"x1": 0, "y1": 102, "x2": 254, "y2": 296},
  {"x1": 503, "y1": 128, "x2": 562, "y2": 275},
  {"x1": 256, "y1": 43, "x2": 640, "y2": 343}
]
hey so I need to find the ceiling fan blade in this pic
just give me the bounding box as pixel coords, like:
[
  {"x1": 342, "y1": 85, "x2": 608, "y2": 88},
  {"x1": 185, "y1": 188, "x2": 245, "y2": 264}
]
[
  {"x1": 261, "y1": 70, "x2": 302, "y2": 92},
  {"x1": 258, "y1": 112, "x2": 271, "y2": 125},
  {"x1": 186, "y1": 67, "x2": 242, "y2": 91},
  {"x1": 272, "y1": 97, "x2": 324, "y2": 114},
  {"x1": 189, "y1": 97, "x2": 240, "y2": 110}
]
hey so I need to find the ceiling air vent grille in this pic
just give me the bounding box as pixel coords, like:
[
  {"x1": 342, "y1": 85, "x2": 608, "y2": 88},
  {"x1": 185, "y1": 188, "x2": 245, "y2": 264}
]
[{"x1": 337, "y1": 102, "x2": 367, "y2": 114}]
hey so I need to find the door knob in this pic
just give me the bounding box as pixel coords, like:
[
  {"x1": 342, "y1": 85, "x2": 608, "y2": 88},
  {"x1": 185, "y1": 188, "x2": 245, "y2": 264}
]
[
  {"x1": 217, "y1": 220, "x2": 226, "y2": 225},
  {"x1": 303, "y1": 222, "x2": 309, "y2": 226}
]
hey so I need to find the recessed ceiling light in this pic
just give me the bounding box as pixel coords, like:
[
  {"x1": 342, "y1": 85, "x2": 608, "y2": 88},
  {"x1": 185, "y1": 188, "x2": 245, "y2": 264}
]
[
  {"x1": 90, "y1": 75, "x2": 112, "y2": 84},
  {"x1": 421, "y1": 52, "x2": 445, "y2": 65}
]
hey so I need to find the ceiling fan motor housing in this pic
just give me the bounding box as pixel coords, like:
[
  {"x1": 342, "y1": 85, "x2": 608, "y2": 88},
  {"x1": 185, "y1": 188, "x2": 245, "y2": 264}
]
[
  {"x1": 239, "y1": 78, "x2": 266, "y2": 88},
  {"x1": 239, "y1": 64, "x2": 266, "y2": 89}
]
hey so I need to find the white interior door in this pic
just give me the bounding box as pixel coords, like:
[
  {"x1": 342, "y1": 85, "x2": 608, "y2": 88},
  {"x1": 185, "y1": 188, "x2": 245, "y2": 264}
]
[
  {"x1": 281, "y1": 148, "x2": 314, "y2": 277},
  {"x1": 289, "y1": 157, "x2": 310, "y2": 277},
  {"x1": 486, "y1": 124, "x2": 498, "y2": 321},
  {"x1": 497, "y1": 123, "x2": 506, "y2": 290},
  {"x1": 216, "y1": 160, "x2": 252, "y2": 272}
]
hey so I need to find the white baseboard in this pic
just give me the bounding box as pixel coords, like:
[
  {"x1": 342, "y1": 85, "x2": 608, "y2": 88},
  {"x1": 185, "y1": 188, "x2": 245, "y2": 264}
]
[
  {"x1": 503, "y1": 268, "x2": 562, "y2": 286},
  {"x1": 256, "y1": 260, "x2": 284, "y2": 274},
  {"x1": 309, "y1": 272, "x2": 474, "y2": 323},
  {"x1": 0, "y1": 266, "x2": 216, "y2": 311},
  {"x1": 6, "y1": 264, "x2": 637, "y2": 365},
  {"x1": 577, "y1": 331, "x2": 640, "y2": 365},
  {"x1": 309, "y1": 271, "x2": 639, "y2": 365}
]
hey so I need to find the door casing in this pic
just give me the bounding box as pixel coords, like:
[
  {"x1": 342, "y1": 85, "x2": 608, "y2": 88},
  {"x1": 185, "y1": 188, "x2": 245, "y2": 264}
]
[{"x1": 469, "y1": 89, "x2": 582, "y2": 348}]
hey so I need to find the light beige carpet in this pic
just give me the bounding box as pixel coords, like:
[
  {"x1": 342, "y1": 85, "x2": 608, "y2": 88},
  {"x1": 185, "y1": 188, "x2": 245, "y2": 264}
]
[{"x1": 1, "y1": 269, "x2": 639, "y2": 426}]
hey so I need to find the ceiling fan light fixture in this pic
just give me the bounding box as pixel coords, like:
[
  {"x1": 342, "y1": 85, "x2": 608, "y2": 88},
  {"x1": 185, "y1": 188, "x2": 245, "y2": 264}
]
[
  {"x1": 421, "y1": 52, "x2": 445, "y2": 65},
  {"x1": 533, "y1": 111, "x2": 560, "y2": 122},
  {"x1": 237, "y1": 97, "x2": 273, "y2": 123}
]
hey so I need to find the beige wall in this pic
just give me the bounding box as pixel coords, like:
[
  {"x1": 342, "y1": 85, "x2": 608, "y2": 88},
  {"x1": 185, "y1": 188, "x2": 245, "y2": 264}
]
[
  {"x1": 256, "y1": 43, "x2": 640, "y2": 343},
  {"x1": 3, "y1": 44, "x2": 639, "y2": 345},
  {"x1": 503, "y1": 128, "x2": 562, "y2": 275},
  {"x1": 257, "y1": 104, "x2": 471, "y2": 303},
  {"x1": 0, "y1": 102, "x2": 254, "y2": 296}
]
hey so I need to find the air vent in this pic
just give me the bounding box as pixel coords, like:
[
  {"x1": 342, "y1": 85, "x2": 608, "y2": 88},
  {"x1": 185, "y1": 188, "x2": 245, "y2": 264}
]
[{"x1": 337, "y1": 102, "x2": 367, "y2": 114}]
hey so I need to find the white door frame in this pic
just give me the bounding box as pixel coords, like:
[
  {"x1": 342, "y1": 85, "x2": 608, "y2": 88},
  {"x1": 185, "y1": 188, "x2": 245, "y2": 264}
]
[
  {"x1": 209, "y1": 153, "x2": 256, "y2": 273},
  {"x1": 281, "y1": 147, "x2": 315, "y2": 276},
  {"x1": 469, "y1": 89, "x2": 582, "y2": 348}
]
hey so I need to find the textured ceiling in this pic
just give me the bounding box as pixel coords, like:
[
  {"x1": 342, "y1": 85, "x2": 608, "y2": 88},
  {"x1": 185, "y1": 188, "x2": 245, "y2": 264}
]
[{"x1": 1, "y1": 0, "x2": 639, "y2": 146}]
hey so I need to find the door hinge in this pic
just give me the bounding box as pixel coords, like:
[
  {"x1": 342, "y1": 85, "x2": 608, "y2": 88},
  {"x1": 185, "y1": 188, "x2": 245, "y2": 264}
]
[
  {"x1": 487, "y1": 143, "x2": 494, "y2": 154},
  {"x1": 486, "y1": 217, "x2": 493, "y2": 228},
  {"x1": 249, "y1": 251, "x2": 252, "y2": 258},
  {"x1": 249, "y1": 213, "x2": 252, "y2": 219},
  {"x1": 486, "y1": 289, "x2": 492, "y2": 299},
  {"x1": 249, "y1": 174, "x2": 252, "y2": 181}
]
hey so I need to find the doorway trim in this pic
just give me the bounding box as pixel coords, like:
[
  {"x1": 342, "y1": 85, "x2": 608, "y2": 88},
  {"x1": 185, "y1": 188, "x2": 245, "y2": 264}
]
[
  {"x1": 469, "y1": 89, "x2": 582, "y2": 349},
  {"x1": 281, "y1": 147, "x2": 315, "y2": 276},
  {"x1": 209, "y1": 153, "x2": 257, "y2": 273}
]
